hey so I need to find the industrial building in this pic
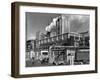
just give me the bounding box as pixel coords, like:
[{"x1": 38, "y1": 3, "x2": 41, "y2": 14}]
[{"x1": 26, "y1": 14, "x2": 90, "y2": 67}]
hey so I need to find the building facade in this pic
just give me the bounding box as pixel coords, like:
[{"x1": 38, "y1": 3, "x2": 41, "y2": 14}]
[
  {"x1": 26, "y1": 40, "x2": 36, "y2": 61},
  {"x1": 35, "y1": 15, "x2": 89, "y2": 65},
  {"x1": 27, "y1": 14, "x2": 90, "y2": 66}
]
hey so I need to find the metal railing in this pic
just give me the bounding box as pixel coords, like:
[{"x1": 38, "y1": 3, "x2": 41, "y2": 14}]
[{"x1": 36, "y1": 32, "x2": 82, "y2": 45}]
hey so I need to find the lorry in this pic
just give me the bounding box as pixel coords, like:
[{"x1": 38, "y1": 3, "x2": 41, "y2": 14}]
[{"x1": 39, "y1": 50, "x2": 49, "y2": 64}]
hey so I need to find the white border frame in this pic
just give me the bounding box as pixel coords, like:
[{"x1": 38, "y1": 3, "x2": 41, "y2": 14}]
[{"x1": 19, "y1": 5, "x2": 96, "y2": 75}]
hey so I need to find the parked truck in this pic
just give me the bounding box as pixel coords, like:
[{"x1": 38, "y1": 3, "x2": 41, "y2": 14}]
[{"x1": 39, "y1": 50, "x2": 49, "y2": 64}]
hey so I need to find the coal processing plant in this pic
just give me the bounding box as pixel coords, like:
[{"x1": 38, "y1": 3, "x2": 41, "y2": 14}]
[{"x1": 26, "y1": 14, "x2": 90, "y2": 67}]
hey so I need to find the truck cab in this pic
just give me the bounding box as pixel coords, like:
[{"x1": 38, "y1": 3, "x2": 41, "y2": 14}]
[{"x1": 39, "y1": 51, "x2": 49, "y2": 64}]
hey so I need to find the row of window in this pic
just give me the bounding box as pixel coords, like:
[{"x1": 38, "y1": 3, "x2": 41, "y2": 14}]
[{"x1": 37, "y1": 33, "x2": 69, "y2": 45}]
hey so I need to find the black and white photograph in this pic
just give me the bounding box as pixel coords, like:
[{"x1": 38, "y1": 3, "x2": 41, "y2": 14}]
[
  {"x1": 25, "y1": 12, "x2": 90, "y2": 67},
  {"x1": 11, "y1": 2, "x2": 97, "y2": 77}
]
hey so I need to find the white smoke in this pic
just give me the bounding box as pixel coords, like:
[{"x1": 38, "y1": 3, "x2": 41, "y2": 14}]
[
  {"x1": 45, "y1": 17, "x2": 58, "y2": 32},
  {"x1": 45, "y1": 25, "x2": 51, "y2": 32}
]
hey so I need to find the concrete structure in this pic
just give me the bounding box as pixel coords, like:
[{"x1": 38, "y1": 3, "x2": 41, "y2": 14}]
[
  {"x1": 36, "y1": 31, "x2": 40, "y2": 40},
  {"x1": 36, "y1": 15, "x2": 89, "y2": 65},
  {"x1": 27, "y1": 14, "x2": 90, "y2": 66}
]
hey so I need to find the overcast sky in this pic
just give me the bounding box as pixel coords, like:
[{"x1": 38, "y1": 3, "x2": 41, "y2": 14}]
[
  {"x1": 26, "y1": 12, "x2": 60, "y2": 40},
  {"x1": 26, "y1": 12, "x2": 89, "y2": 40}
]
